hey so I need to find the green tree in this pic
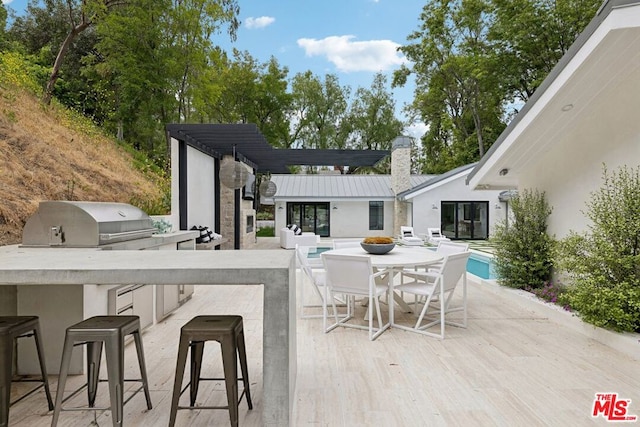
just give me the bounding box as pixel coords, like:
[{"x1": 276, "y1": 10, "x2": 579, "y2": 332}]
[
  {"x1": 491, "y1": 189, "x2": 555, "y2": 289},
  {"x1": 490, "y1": 0, "x2": 601, "y2": 102},
  {"x1": 290, "y1": 71, "x2": 350, "y2": 153},
  {"x1": 348, "y1": 73, "x2": 404, "y2": 173},
  {"x1": 394, "y1": 0, "x2": 505, "y2": 173},
  {"x1": 558, "y1": 165, "x2": 640, "y2": 332}
]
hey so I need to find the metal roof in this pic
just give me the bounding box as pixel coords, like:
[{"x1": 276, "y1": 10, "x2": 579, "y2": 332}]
[
  {"x1": 397, "y1": 163, "x2": 477, "y2": 200},
  {"x1": 270, "y1": 174, "x2": 434, "y2": 199},
  {"x1": 166, "y1": 123, "x2": 390, "y2": 174}
]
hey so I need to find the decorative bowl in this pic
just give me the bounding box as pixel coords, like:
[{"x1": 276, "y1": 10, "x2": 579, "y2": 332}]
[{"x1": 360, "y1": 242, "x2": 395, "y2": 255}]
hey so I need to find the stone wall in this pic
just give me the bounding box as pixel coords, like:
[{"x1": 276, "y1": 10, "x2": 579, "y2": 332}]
[
  {"x1": 219, "y1": 156, "x2": 256, "y2": 249},
  {"x1": 391, "y1": 136, "x2": 412, "y2": 236}
]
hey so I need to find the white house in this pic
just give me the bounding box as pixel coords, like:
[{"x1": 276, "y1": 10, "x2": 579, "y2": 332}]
[
  {"x1": 398, "y1": 163, "x2": 504, "y2": 240},
  {"x1": 467, "y1": 0, "x2": 640, "y2": 238},
  {"x1": 272, "y1": 139, "x2": 504, "y2": 239},
  {"x1": 270, "y1": 174, "x2": 432, "y2": 238}
]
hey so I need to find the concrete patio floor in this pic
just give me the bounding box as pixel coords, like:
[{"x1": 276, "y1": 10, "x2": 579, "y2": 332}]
[{"x1": 7, "y1": 237, "x2": 639, "y2": 426}]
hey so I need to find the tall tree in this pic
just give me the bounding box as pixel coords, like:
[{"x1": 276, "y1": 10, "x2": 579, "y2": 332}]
[
  {"x1": 290, "y1": 71, "x2": 350, "y2": 151},
  {"x1": 489, "y1": 0, "x2": 601, "y2": 103},
  {"x1": 42, "y1": 0, "x2": 122, "y2": 104},
  {"x1": 394, "y1": 0, "x2": 504, "y2": 173},
  {"x1": 347, "y1": 73, "x2": 404, "y2": 173}
]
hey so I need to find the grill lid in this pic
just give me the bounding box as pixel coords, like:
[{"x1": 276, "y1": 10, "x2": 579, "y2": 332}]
[{"x1": 22, "y1": 201, "x2": 156, "y2": 247}]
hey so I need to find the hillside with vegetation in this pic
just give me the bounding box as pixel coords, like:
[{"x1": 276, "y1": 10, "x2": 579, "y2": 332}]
[{"x1": 0, "y1": 52, "x2": 165, "y2": 246}]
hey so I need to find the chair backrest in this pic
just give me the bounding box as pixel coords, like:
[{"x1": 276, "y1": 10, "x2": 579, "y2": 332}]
[
  {"x1": 321, "y1": 253, "x2": 373, "y2": 295},
  {"x1": 296, "y1": 245, "x2": 318, "y2": 282},
  {"x1": 427, "y1": 228, "x2": 444, "y2": 238},
  {"x1": 400, "y1": 226, "x2": 415, "y2": 238},
  {"x1": 332, "y1": 239, "x2": 362, "y2": 249},
  {"x1": 439, "y1": 252, "x2": 471, "y2": 293},
  {"x1": 436, "y1": 241, "x2": 469, "y2": 256}
]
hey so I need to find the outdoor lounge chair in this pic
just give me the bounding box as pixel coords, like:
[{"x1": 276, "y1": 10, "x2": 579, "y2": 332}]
[
  {"x1": 280, "y1": 227, "x2": 319, "y2": 249},
  {"x1": 399, "y1": 226, "x2": 424, "y2": 246},
  {"x1": 426, "y1": 228, "x2": 450, "y2": 246}
]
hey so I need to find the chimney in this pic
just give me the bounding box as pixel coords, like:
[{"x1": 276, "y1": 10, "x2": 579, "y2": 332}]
[{"x1": 391, "y1": 136, "x2": 412, "y2": 235}]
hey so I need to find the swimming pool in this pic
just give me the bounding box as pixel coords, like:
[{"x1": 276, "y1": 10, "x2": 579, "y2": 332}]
[
  {"x1": 308, "y1": 246, "x2": 497, "y2": 279},
  {"x1": 466, "y1": 253, "x2": 497, "y2": 279}
]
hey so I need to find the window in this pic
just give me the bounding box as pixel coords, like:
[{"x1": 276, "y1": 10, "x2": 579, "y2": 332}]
[
  {"x1": 441, "y1": 201, "x2": 489, "y2": 239},
  {"x1": 369, "y1": 201, "x2": 384, "y2": 230}
]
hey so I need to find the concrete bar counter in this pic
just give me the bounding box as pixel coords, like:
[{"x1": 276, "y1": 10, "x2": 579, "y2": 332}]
[{"x1": 0, "y1": 245, "x2": 296, "y2": 426}]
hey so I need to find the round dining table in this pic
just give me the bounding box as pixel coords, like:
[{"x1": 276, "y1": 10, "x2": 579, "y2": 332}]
[{"x1": 322, "y1": 245, "x2": 443, "y2": 324}]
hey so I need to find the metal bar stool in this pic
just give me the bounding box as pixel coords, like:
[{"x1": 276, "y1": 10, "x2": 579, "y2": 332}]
[
  {"x1": 169, "y1": 315, "x2": 252, "y2": 427},
  {"x1": 0, "y1": 316, "x2": 54, "y2": 427},
  {"x1": 51, "y1": 316, "x2": 152, "y2": 427}
]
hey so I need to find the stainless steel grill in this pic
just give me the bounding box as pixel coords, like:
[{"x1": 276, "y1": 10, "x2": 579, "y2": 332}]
[{"x1": 22, "y1": 201, "x2": 156, "y2": 248}]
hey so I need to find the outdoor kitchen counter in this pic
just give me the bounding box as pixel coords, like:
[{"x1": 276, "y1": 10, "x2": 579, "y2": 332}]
[{"x1": 0, "y1": 245, "x2": 297, "y2": 427}]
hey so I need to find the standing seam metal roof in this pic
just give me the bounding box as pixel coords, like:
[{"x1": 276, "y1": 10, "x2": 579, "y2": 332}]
[{"x1": 270, "y1": 175, "x2": 435, "y2": 199}]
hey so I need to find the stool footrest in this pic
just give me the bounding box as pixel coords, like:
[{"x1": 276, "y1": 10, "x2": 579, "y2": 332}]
[{"x1": 9, "y1": 382, "x2": 48, "y2": 406}]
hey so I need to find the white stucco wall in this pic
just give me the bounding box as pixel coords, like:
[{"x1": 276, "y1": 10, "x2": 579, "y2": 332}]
[
  {"x1": 406, "y1": 174, "x2": 504, "y2": 238},
  {"x1": 518, "y1": 78, "x2": 640, "y2": 239},
  {"x1": 274, "y1": 199, "x2": 396, "y2": 238},
  {"x1": 170, "y1": 137, "x2": 216, "y2": 231}
]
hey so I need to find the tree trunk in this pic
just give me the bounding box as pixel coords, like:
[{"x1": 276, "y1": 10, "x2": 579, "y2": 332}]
[{"x1": 43, "y1": 21, "x2": 91, "y2": 105}]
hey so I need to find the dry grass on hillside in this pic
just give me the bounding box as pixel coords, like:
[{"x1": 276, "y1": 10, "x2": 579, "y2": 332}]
[{"x1": 0, "y1": 87, "x2": 163, "y2": 246}]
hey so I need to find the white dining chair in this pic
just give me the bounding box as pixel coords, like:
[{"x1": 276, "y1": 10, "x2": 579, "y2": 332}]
[
  {"x1": 332, "y1": 239, "x2": 362, "y2": 249},
  {"x1": 296, "y1": 245, "x2": 345, "y2": 319},
  {"x1": 394, "y1": 251, "x2": 471, "y2": 339},
  {"x1": 321, "y1": 253, "x2": 390, "y2": 341}
]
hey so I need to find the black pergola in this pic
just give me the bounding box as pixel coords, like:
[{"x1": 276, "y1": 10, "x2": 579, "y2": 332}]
[
  {"x1": 166, "y1": 123, "x2": 389, "y2": 173},
  {"x1": 166, "y1": 123, "x2": 391, "y2": 248}
]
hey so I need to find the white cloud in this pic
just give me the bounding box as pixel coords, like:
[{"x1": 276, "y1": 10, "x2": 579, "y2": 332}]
[
  {"x1": 245, "y1": 16, "x2": 275, "y2": 29},
  {"x1": 405, "y1": 122, "x2": 429, "y2": 141},
  {"x1": 297, "y1": 35, "x2": 406, "y2": 73},
  {"x1": 2, "y1": 0, "x2": 14, "y2": 4}
]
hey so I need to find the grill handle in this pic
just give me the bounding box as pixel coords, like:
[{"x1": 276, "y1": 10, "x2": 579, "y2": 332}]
[{"x1": 99, "y1": 228, "x2": 157, "y2": 242}]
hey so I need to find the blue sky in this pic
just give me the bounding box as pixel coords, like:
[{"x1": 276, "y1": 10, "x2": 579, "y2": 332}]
[{"x1": 3, "y1": 0, "x2": 427, "y2": 137}]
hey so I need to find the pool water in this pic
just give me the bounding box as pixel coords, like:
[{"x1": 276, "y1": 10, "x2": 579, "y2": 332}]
[
  {"x1": 307, "y1": 247, "x2": 332, "y2": 258},
  {"x1": 467, "y1": 253, "x2": 497, "y2": 279},
  {"x1": 308, "y1": 246, "x2": 497, "y2": 280}
]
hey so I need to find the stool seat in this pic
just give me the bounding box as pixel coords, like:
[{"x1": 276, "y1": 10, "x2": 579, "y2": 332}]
[
  {"x1": 51, "y1": 316, "x2": 152, "y2": 427},
  {"x1": 169, "y1": 315, "x2": 252, "y2": 427},
  {"x1": 0, "y1": 316, "x2": 54, "y2": 427}
]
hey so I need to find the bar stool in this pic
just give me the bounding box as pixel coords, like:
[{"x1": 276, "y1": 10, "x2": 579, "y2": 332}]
[
  {"x1": 169, "y1": 315, "x2": 252, "y2": 427},
  {"x1": 0, "y1": 316, "x2": 54, "y2": 427},
  {"x1": 51, "y1": 316, "x2": 152, "y2": 427}
]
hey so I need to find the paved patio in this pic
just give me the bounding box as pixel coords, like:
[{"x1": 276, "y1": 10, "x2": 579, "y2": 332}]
[{"x1": 7, "y1": 237, "x2": 639, "y2": 426}]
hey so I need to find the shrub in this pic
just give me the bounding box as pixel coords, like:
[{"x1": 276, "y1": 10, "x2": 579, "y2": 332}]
[
  {"x1": 490, "y1": 189, "x2": 554, "y2": 289},
  {"x1": 526, "y1": 281, "x2": 567, "y2": 306},
  {"x1": 557, "y1": 165, "x2": 640, "y2": 332}
]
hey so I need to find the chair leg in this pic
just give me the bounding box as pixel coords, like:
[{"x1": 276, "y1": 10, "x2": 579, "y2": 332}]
[
  {"x1": 220, "y1": 338, "x2": 239, "y2": 427},
  {"x1": 0, "y1": 336, "x2": 12, "y2": 427},
  {"x1": 189, "y1": 341, "x2": 204, "y2": 406},
  {"x1": 52, "y1": 334, "x2": 75, "y2": 427},
  {"x1": 132, "y1": 330, "x2": 152, "y2": 410},
  {"x1": 86, "y1": 341, "x2": 103, "y2": 408},
  {"x1": 169, "y1": 334, "x2": 190, "y2": 427},
  {"x1": 104, "y1": 337, "x2": 124, "y2": 427},
  {"x1": 32, "y1": 325, "x2": 54, "y2": 411},
  {"x1": 236, "y1": 330, "x2": 252, "y2": 409}
]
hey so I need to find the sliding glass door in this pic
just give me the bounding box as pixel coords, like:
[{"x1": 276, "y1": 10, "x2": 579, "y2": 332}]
[
  {"x1": 287, "y1": 202, "x2": 330, "y2": 237},
  {"x1": 440, "y1": 201, "x2": 489, "y2": 240}
]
